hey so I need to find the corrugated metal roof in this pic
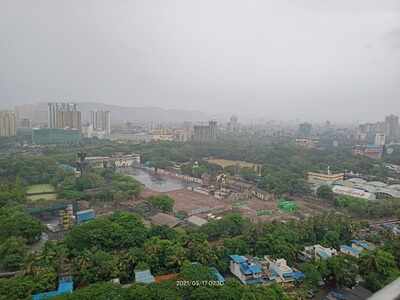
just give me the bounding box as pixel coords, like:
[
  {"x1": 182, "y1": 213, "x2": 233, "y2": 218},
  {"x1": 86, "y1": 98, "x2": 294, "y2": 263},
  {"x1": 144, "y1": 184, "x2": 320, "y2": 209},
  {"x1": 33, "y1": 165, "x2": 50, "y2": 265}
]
[{"x1": 135, "y1": 270, "x2": 155, "y2": 284}]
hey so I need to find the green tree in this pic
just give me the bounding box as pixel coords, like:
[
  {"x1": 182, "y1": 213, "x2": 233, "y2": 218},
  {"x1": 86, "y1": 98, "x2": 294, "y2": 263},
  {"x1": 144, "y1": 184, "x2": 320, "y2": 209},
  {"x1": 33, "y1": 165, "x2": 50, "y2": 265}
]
[
  {"x1": 148, "y1": 195, "x2": 175, "y2": 213},
  {"x1": 74, "y1": 249, "x2": 119, "y2": 286},
  {"x1": 359, "y1": 249, "x2": 400, "y2": 292},
  {"x1": 0, "y1": 206, "x2": 43, "y2": 244},
  {"x1": 0, "y1": 237, "x2": 28, "y2": 271},
  {"x1": 327, "y1": 256, "x2": 359, "y2": 288},
  {"x1": 316, "y1": 185, "x2": 334, "y2": 201}
]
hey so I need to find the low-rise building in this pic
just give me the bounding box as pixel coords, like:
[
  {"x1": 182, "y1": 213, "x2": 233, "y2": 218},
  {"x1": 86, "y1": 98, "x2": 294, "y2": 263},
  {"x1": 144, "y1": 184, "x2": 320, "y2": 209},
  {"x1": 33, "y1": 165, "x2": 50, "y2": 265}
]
[
  {"x1": 335, "y1": 178, "x2": 400, "y2": 199},
  {"x1": 352, "y1": 145, "x2": 383, "y2": 160},
  {"x1": 150, "y1": 213, "x2": 180, "y2": 228},
  {"x1": 251, "y1": 188, "x2": 272, "y2": 201},
  {"x1": 332, "y1": 185, "x2": 376, "y2": 201},
  {"x1": 186, "y1": 215, "x2": 208, "y2": 227},
  {"x1": 307, "y1": 171, "x2": 344, "y2": 186},
  {"x1": 299, "y1": 244, "x2": 338, "y2": 261},
  {"x1": 340, "y1": 240, "x2": 374, "y2": 258},
  {"x1": 76, "y1": 209, "x2": 95, "y2": 225},
  {"x1": 32, "y1": 128, "x2": 81, "y2": 145},
  {"x1": 263, "y1": 257, "x2": 305, "y2": 283},
  {"x1": 229, "y1": 255, "x2": 263, "y2": 285},
  {"x1": 86, "y1": 154, "x2": 141, "y2": 168}
]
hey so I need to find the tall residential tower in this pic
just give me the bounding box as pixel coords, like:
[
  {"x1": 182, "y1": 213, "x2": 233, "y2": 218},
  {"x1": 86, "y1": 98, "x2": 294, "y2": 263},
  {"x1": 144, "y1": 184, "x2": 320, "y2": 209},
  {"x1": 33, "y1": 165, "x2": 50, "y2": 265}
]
[
  {"x1": 90, "y1": 110, "x2": 111, "y2": 136},
  {"x1": 0, "y1": 111, "x2": 17, "y2": 137},
  {"x1": 48, "y1": 103, "x2": 81, "y2": 130}
]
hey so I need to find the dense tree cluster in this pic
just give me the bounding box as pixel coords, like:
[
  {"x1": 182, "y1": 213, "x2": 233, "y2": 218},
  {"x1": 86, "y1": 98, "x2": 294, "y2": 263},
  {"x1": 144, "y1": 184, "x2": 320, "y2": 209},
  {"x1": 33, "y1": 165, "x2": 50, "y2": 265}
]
[
  {"x1": 334, "y1": 195, "x2": 400, "y2": 219},
  {"x1": 147, "y1": 195, "x2": 175, "y2": 213}
]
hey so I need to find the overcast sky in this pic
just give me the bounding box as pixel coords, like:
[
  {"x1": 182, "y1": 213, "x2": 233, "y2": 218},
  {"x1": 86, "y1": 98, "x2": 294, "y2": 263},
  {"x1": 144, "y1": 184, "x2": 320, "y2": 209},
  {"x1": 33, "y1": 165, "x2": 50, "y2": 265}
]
[{"x1": 1, "y1": 0, "x2": 399, "y2": 122}]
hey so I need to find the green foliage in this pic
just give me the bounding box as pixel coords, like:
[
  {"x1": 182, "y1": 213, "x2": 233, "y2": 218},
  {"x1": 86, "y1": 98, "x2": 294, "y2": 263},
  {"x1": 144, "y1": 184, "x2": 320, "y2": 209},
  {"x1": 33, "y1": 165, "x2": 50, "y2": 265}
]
[
  {"x1": 58, "y1": 169, "x2": 142, "y2": 202},
  {"x1": 143, "y1": 237, "x2": 186, "y2": 274},
  {"x1": 299, "y1": 262, "x2": 323, "y2": 289},
  {"x1": 0, "y1": 206, "x2": 42, "y2": 244},
  {"x1": 0, "y1": 179, "x2": 25, "y2": 207},
  {"x1": 335, "y1": 196, "x2": 400, "y2": 219},
  {"x1": 0, "y1": 237, "x2": 28, "y2": 271},
  {"x1": 316, "y1": 185, "x2": 334, "y2": 201},
  {"x1": 327, "y1": 256, "x2": 359, "y2": 288},
  {"x1": 0, "y1": 156, "x2": 59, "y2": 185},
  {"x1": 65, "y1": 212, "x2": 148, "y2": 253},
  {"x1": 201, "y1": 213, "x2": 250, "y2": 241},
  {"x1": 148, "y1": 195, "x2": 175, "y2": 213},
  {"x1": 73, "y1": 249, "x2": 119, "y2": 286},
  {"x1": 0, "y1": 276, "x2": 38, "y2": 300},
  {"x1": 54, "y1": 283, "x2": 127, "y2": 300},
  {"x1": 335, "y1": 196, "x2": 369, "y2": 216},
  {"x1": 223, "y1": 237, "x2": 249, "y2": 255},
  {"x1": 179, "y1": 262, "x2": 214, "y2": 282},
  {"x1": 185, "y1": 234, "x2": 217, "y2": 266},
  {"x1": 359, "y1": 249, "x2": 400, "y2": 292}
]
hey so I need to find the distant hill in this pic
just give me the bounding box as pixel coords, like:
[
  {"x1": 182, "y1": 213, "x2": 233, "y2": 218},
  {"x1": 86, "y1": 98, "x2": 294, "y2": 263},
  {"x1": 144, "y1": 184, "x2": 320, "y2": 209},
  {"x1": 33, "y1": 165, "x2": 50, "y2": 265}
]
[{"x1": 14, "y1": 102, "x2": 210, "y2": 124}]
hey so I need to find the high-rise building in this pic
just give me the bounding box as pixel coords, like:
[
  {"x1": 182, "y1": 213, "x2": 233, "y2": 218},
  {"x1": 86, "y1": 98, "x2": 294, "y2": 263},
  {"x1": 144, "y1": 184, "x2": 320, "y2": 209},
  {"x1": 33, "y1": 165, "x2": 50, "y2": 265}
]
[
  {"x1": 18, "y1": 118, "x2": 31, "y2": 128},
  {"x1": 90, "y1": 110, "x2": 111, "y2": 136},
  {"x1": 385, "y1": 115, "x2": 399, "y2": 143},
  {"x1": 48, "y1": 103, "x2": 81, "y2": 130},
  {"x1": 193, "y1": 121, "x2": 217, "y2": 142},
  {"x1": 298, "y1": 122, "x2": 312, "y2": 138},
  {"x1": 374, "y1": 133, "x2": 386, "y2": 146},
  {"x1": 228, "y1": 115, "x2": 239, "y2": 132},
  {"x1": 0, "y1": 111, "x2": 17, "y2": 137}
]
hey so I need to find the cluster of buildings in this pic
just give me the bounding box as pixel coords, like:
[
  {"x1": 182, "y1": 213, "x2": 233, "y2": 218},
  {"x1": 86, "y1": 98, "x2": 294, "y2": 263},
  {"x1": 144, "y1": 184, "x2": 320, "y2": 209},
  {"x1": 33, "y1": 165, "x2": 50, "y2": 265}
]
[
  {"x1": 229, "y1": 255, "x2": 304, "y2": 285},
  {"x1": 339, "y1": 240, "x2": 375, "y2": 258},
  {"x1": 192, "y1": 120, "x2": 218, "y2": 142},
  {"x1": 299, "y1": 244, "x2": 337, "y2": 261},
  {"x1": 85, "y1": 153, "x2": 141, "y2": 169},
  {"x1": 307, "y1": 169, "x2": 400, "y2": 200},
  {"x1": 352, "y1": 114, "x2": 400, "y2": 160},
  {"x1": 0, "y1": 102, "x2": 111, "y2": 145},
  {"x1": 48, "y1": 205, "x2": 96, "y2": 233},
  {"x1": 357, "y1": 115, "x2": 399, "y2": 145}
]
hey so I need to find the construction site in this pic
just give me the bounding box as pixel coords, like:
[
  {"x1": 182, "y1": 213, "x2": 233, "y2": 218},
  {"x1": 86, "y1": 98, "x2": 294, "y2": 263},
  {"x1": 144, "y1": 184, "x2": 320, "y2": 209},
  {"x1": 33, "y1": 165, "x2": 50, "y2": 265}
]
[{"x1": 124, "y1": 166, "x2": 334, "y2": 225}]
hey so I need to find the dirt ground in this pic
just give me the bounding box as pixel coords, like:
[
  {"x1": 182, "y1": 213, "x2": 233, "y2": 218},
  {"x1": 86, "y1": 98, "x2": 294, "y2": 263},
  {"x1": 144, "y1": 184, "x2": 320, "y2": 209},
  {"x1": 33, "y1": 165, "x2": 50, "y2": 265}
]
[
  {"x1": 118, "y1": 186, "x2": 335, "y2": 223},
  {"x1": 229, "y1": 196, "x2": 335, "y2": 223},
  {"x1": 166, "y1": 189, "x2": 232, "y2": 216}
]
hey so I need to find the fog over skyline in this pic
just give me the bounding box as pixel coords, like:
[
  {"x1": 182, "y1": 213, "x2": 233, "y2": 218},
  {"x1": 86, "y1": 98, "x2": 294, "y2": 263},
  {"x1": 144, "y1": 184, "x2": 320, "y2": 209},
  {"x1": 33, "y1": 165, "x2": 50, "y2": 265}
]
[{"x1": 1, "y1": 0, "x2": 399, "y2": 122}]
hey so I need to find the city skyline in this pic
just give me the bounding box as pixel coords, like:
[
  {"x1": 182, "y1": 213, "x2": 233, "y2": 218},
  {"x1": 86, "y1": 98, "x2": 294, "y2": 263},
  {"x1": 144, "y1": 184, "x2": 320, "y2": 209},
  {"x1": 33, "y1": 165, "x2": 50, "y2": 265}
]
[{"x1": 1, "y1": 0, "x2": 399, "y2": 122}]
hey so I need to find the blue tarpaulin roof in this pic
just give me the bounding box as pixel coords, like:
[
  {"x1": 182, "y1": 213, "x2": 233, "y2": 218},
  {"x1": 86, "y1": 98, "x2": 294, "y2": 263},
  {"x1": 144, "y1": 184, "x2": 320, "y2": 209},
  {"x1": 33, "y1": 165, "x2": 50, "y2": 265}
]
[
  {"x1": 341, "y1": 245, "x2": 361, "y2": 255},
  {"x1": 239, "y1": 262, "x2": 262, "y2": 275},
  {"x1": 32, "y1": 280, "x2": 73, "y2": 300},
  {"x1": 229, "y1": 255, "x2": 247, "y2": 264},
  {"x1": 351, "y1": 240, "x2": 369, "y2": 249},
  {"x1": 283, "y1": 271, "x2": 305, "y2": 281}
]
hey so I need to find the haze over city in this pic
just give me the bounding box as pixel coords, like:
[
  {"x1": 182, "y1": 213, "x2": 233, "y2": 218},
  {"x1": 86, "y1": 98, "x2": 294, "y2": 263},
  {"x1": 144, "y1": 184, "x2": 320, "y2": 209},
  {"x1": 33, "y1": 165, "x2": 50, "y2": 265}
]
[{"x1": 1, "y1": 0, "x2": 400, "y2": 122}]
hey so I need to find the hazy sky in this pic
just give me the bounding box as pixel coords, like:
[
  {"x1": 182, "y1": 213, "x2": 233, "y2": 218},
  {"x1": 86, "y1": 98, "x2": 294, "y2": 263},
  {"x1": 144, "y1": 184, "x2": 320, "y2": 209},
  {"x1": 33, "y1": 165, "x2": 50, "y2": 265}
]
[{"x1": 1, "y1": 0, "x2": 399, "y2": 122}]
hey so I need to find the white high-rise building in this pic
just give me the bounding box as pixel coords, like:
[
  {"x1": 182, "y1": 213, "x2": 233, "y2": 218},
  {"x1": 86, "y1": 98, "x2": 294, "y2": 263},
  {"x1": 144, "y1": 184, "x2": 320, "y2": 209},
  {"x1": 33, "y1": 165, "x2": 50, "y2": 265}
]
[
  {"x1": 90, "y1": 110, "x2": 111, "y2": 136},
  {"x1": 374, "y1": 133, "x2": 386, "y2": 146}
]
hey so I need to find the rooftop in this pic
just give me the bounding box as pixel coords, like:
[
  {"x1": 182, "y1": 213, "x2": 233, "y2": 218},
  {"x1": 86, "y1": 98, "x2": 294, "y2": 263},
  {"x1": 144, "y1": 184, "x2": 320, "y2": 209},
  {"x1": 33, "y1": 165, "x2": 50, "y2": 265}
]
[
  {"x1": 187, "y1": 215, "x2": 208, "y2": 226},
  {"x1": 150, "y1": 213, "x2": 180, "y2": 228},
  {"x1": 135, "y1": 270, "x2": 155, "y2": 284}
]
